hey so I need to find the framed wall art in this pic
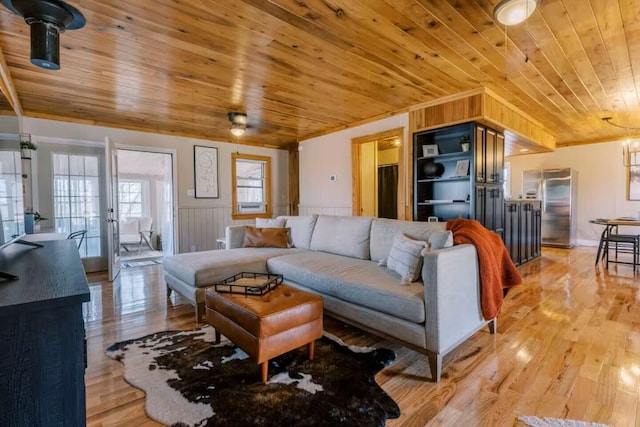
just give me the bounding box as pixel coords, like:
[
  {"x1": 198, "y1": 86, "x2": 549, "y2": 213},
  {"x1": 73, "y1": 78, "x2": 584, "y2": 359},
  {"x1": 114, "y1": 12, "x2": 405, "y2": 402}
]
[
  {"x1": 422, "y1": 144, "x2": 439, "y2": 157},
  {"x1": 194, "y1": 145, "x2": 219, "y2": 198}
]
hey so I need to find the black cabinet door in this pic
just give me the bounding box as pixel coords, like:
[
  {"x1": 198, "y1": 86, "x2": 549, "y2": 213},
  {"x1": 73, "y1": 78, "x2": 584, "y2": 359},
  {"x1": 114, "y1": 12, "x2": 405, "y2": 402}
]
[
  {"x1": 475, "y1": 185, "x2": 486, "y2": 224},
  {"x1": 504, "y1": 202, "x2": 520, "y2": 264},
  {"x1": 520, "y1": 203, "x2": 533, "y2": 262},
  {"x1": 475, "y1": 126, "x2": 486, "y2": 183},
  {"x1": 490, "y1": 186, "x2": 504, "y2": 236},
  {"x1": 494, "y1": 133, "x2": 505, "y2": 183},
  {"x1": 532, "y1": 202, "x2": 542, "y2": 257},
  {"x1": 485, "y1": 129, "x2": 497, "y2": 184}
]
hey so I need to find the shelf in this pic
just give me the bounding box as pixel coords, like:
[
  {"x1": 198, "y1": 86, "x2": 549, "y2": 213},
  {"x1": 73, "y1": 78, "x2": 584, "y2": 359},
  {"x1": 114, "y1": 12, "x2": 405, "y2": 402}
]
[
  {"x1": 417, "y1": 175, "x2": 470, "y2": 183},
  {"x1": 418, "y1": 151, "x2": 471, "y2": 162},
  {"x1": 418, "y1": 200, "x2": 470, "y2": 206}
]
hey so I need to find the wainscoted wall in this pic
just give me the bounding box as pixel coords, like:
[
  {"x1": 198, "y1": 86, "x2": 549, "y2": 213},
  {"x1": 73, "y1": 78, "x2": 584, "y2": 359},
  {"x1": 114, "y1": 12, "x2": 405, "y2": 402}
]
[
  {"x1": 178, "y1": 205, "x2": 289, "y2": 253},
  {"x1": 298, "y1": 206, "x2": 352, "y2": 216}
]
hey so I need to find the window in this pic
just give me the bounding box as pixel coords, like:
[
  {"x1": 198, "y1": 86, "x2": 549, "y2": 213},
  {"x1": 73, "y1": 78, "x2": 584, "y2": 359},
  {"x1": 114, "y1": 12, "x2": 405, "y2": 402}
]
[
  {"x1": 231, "y1": 153, "x2": 271, "y2": 219},
  {"x1": 52, "y1": 153, "x2": 101, "y2": 258},
  {"x1": 118, "y1": 180, "x2": 144, "y2": 218},
  {"x1": 0, "y1": 151, "x2": 24, "y2": 238},
  {"x1": 503, "y1": 161, "x2": 511, "y2": 199}
]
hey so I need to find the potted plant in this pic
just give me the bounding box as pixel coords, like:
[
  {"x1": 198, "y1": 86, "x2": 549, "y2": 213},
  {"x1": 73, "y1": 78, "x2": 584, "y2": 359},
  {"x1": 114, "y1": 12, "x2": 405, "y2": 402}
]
[
  {"x1": 20, "y1": 138, "x2": 36, "y2": 159},
  {"x1": 33, "y1": 211, "x2": 47, "y2": 230},
  {"x1": 459, "y1": 135, "x2": 471, "y2": 152}
]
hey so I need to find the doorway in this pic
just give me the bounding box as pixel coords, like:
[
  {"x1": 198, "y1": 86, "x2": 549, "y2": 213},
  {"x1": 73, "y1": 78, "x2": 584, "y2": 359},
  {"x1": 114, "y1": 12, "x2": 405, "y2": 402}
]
[
  {"x1": 116, "y1": 149, "x2": 176, "y2": 267},
  {"x1": 352, "y1": 128, "x2": 406, "y2": 219}
]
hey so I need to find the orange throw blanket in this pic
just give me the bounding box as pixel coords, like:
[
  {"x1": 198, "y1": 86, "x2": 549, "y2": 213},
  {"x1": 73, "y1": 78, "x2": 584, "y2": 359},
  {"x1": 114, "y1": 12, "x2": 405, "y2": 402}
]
[{"x1": 446, "y1": 218, "x2": 522, "y2": 320}]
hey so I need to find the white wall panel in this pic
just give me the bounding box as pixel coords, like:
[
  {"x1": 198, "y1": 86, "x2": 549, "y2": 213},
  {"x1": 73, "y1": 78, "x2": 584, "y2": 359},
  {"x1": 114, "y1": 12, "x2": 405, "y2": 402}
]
[{"x1": 178, "y1": 205, "x2": 289, "y2": 253}]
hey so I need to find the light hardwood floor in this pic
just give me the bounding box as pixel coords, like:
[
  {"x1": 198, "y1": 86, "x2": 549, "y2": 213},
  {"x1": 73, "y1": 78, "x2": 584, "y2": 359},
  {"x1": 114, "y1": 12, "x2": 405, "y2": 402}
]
[{"x1": 85, "y1": 247, "x2": 640, "y2": 426}]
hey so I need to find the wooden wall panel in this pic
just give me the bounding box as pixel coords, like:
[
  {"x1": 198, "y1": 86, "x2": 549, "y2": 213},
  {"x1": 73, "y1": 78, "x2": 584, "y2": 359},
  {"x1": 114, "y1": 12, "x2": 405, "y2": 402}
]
[
  {"x1": 288, "y1": 143, "x2": 299, "y2": 216},
  {"x1": 410, "y1": 94, "x2": 484, "y2": 133},
  {"x1": 483, "y1": 92, "x2": 556, "y2": 152},
  {"x1": 408, "y1": 89, "x2": 556, "y2": 155}
]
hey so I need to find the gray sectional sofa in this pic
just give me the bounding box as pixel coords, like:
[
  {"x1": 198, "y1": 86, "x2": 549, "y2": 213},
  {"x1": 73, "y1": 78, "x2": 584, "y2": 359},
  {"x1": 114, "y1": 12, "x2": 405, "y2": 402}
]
[{"x1": 163, "y1": 214, "x2": 495, "y2": 381}]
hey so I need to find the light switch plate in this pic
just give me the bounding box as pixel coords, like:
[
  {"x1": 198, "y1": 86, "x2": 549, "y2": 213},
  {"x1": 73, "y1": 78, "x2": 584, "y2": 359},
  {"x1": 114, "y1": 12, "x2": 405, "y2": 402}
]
[{"x1": 187, "y1": 189, "x2": 195, "y2": 196}]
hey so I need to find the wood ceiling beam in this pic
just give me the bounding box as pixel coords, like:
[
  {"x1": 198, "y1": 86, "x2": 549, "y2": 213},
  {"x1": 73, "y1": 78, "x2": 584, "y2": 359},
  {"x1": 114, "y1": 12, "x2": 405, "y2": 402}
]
[{"x1": 0, "y1": 45, "x2": 22, "y2": 116}]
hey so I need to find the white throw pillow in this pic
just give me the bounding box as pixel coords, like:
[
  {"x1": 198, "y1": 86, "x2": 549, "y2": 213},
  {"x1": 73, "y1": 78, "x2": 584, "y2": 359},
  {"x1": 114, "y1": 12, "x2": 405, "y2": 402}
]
[
  {"x1": 255, "y1": 217, "x2": 286, "y2": 228},
  {"x1": 386, "y1": 233, "x2": 427, "y2": 285},
  {"x1": 428, "y1": 230, "x2": 454, "y2": 251}
]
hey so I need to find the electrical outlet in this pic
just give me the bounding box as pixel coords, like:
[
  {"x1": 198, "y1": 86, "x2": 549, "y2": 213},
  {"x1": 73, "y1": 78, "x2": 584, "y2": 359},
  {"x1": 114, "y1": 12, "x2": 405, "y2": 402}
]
[{"x1": 187, "y1": 189, "x2": 195, "y2": 197}]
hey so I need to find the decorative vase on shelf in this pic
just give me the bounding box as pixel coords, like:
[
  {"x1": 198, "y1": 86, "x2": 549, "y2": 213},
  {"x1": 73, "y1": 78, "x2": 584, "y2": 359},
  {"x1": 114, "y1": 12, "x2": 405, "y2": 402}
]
[{"x1": 423, "y1": 160, "x2": 444, "y2": 179}]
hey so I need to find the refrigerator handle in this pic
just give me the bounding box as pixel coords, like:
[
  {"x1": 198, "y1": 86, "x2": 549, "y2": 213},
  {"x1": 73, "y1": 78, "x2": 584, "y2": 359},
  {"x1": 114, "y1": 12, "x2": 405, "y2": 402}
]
[{"x1": 542, "y1": 180, "x2": 546, "y2": 212}]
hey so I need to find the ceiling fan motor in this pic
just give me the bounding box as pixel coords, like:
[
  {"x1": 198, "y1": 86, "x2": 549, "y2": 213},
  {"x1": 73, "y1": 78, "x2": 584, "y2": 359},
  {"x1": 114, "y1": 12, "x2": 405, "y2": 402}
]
[{"x1": 0, "y1": 0, "x2": 85, "y2": 70}]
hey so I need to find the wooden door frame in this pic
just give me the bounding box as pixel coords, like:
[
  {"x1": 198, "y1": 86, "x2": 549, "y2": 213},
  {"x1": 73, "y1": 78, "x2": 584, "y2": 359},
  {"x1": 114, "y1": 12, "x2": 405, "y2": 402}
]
[{"x1": 351, "y1": 127, "x2": 406, "y2": 219}]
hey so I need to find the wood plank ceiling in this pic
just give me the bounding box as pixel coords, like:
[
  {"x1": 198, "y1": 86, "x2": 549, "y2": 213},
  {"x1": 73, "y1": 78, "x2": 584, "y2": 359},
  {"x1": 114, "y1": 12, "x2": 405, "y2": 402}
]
[{"x1": 0, "y1": 0, "x2": 638, "y2": 151}]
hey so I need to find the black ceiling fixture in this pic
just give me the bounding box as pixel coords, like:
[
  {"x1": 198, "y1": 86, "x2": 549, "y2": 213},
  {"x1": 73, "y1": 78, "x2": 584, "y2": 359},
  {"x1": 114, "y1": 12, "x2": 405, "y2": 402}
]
[{"x1": 0, "y1": 0, "x2": 85, "y2": 70}]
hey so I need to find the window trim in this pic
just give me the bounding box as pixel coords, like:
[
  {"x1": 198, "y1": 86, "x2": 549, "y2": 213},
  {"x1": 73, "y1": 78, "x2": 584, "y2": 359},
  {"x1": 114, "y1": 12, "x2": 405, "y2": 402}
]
[{"x1": 231, "y1": 152, "x2": 272, "y2": 220}]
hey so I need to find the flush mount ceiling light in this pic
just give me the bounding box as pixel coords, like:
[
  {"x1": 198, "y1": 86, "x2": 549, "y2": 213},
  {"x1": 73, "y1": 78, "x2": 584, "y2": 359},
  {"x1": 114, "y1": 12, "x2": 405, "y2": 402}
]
[
  {"x1": 228, "y1": 112, "x2": 247, "y2": 137},
  {"x1": 0, "y1": 0, "x2": 85, "y2": 70},
  {"x1": 493, "y1": 0, "x2": 539, "y2": 26}
]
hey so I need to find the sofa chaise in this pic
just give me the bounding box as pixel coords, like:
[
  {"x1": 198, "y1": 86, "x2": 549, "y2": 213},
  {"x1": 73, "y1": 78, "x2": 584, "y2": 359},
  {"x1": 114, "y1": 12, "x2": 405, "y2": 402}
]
[{"x1": 163, "y1": 215, "x2": 494, "y2": 381}]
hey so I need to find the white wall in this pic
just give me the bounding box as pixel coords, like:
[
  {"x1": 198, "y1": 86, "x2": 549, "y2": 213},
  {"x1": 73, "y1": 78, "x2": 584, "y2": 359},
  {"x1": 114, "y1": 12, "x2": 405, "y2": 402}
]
[
  {"x1": 19, "y1": 117, "x2": 289, "y2": 253},
  {"x1": 507, "y1": 141, "x2": 640, "y2": 246},
  {"x1": 299, "y1": 113, "x2": 409, "y2": 215}
]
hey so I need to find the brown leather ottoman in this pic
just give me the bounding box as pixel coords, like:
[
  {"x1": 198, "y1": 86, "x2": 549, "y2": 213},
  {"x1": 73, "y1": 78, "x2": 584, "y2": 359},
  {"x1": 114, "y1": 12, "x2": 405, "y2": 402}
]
[{"x1": 205, "y1": 284, "x2": 323, "y2": 383}]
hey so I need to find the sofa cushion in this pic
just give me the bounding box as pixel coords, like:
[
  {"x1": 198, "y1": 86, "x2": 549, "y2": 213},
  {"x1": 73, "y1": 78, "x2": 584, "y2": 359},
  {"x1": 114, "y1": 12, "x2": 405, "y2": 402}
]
[
  {"x1": 386, "y1": 233, "x2": 427, "y2": 283},
  {"x1": 310, "y1": 215, "x2": 373, "y2": 260},
  {"x1": 242, "y1": 226, "x2": 289, "y2": 248},
  {"x1": 163, "y1": 247, "x2": 308, "y2": 287},
  {"x1": 267, "y1": 252, "x2": 425, "y2": 323},
  {"x1": 370, "y1": 218, "x2": 447, "y2": 263},
  {"x1": 277, "y1": 215, "x2": 318, "y2": 249}
]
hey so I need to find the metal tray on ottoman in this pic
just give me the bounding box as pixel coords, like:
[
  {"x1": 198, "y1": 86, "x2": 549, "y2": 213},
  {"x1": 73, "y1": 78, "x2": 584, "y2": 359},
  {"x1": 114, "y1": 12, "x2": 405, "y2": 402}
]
[{"x1": 205, "y1": 280, "x2": 323, "y2": 383}]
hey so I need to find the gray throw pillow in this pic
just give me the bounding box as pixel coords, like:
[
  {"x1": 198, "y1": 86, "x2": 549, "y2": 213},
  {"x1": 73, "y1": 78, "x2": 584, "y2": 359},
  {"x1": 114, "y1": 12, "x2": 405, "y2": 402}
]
[{"x1": 386, "y1": 233, "x2": 427, "y2": 285}]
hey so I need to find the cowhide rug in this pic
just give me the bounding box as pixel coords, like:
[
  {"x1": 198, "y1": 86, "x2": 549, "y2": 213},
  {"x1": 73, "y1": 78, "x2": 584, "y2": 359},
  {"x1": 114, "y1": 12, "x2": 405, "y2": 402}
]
[{"x1": 106, "y1": 325, "x2": 400, "y2": 426}]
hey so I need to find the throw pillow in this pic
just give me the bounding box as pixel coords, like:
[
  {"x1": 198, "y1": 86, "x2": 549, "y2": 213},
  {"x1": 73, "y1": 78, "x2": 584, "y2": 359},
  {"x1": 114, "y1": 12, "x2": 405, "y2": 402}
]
[
  {"x1": 242, "y1": 226, "x2": 289, "y2": 248},
  {"x1": 255, "y1": 217, "x2": 286, "y2": 228},
  {"x1": 428, "y1": 230, "x2": 454, "y2": 251},
  {"x1": 386, "y1": 233, "x2": 427, "y2": 285}
]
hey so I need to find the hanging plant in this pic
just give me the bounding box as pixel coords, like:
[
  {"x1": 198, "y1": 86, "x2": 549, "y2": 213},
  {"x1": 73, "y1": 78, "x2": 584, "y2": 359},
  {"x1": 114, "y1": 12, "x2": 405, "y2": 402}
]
[{"x1": 20, "y1": 139, "x2": 36, "y2": 150}]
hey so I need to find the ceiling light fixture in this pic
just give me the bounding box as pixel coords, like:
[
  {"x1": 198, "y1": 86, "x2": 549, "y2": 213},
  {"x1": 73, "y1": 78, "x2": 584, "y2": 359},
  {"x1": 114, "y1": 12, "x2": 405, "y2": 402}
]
[
  {"x1": 228, "y1": 112, "x2": 247, "y2": 137},
  {"x1": 0, "y1": 0, "x2": 86, "y2": 70},
  {"x1": 602, "y1": 118, "x2": 640, "y2": 167},
  {"x1": 493, "y1": 0, "x2": 538, "y2": 26}
]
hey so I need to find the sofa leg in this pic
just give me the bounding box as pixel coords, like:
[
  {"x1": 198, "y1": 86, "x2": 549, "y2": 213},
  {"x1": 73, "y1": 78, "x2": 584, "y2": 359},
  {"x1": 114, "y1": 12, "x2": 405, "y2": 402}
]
[
  {"x1": 166, "y1": 285, "x2": 172, "y2": 297},
  {"x1": 488, "y1": 318, "x2": 497, "y2": 334},
  {"x1": 426, "y1": 351, "x2": 442, "y2": 382}
]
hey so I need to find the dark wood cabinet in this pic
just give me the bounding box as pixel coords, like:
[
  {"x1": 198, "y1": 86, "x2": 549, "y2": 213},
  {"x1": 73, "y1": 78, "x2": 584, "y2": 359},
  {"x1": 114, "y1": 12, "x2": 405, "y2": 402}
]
[
  {"x1": 413, "y1": 122, "x2": 474, "y2": 222},
  {"x1": 503, "y1": 200, "x2": 542, "y2": 265},
  {"x1": 0, "y1": 240, "x2": 90, "y2": 427},
  {"x1": 413, "y1": 121, "x2": 505, "y2": 233}
]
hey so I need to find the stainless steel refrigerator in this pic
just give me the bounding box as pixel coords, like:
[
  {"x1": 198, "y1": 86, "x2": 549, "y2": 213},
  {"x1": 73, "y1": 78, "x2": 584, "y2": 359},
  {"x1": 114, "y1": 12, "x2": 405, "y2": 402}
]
[{"x1": 522, "y1": 168, "x2": 577, "y2": 248}]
